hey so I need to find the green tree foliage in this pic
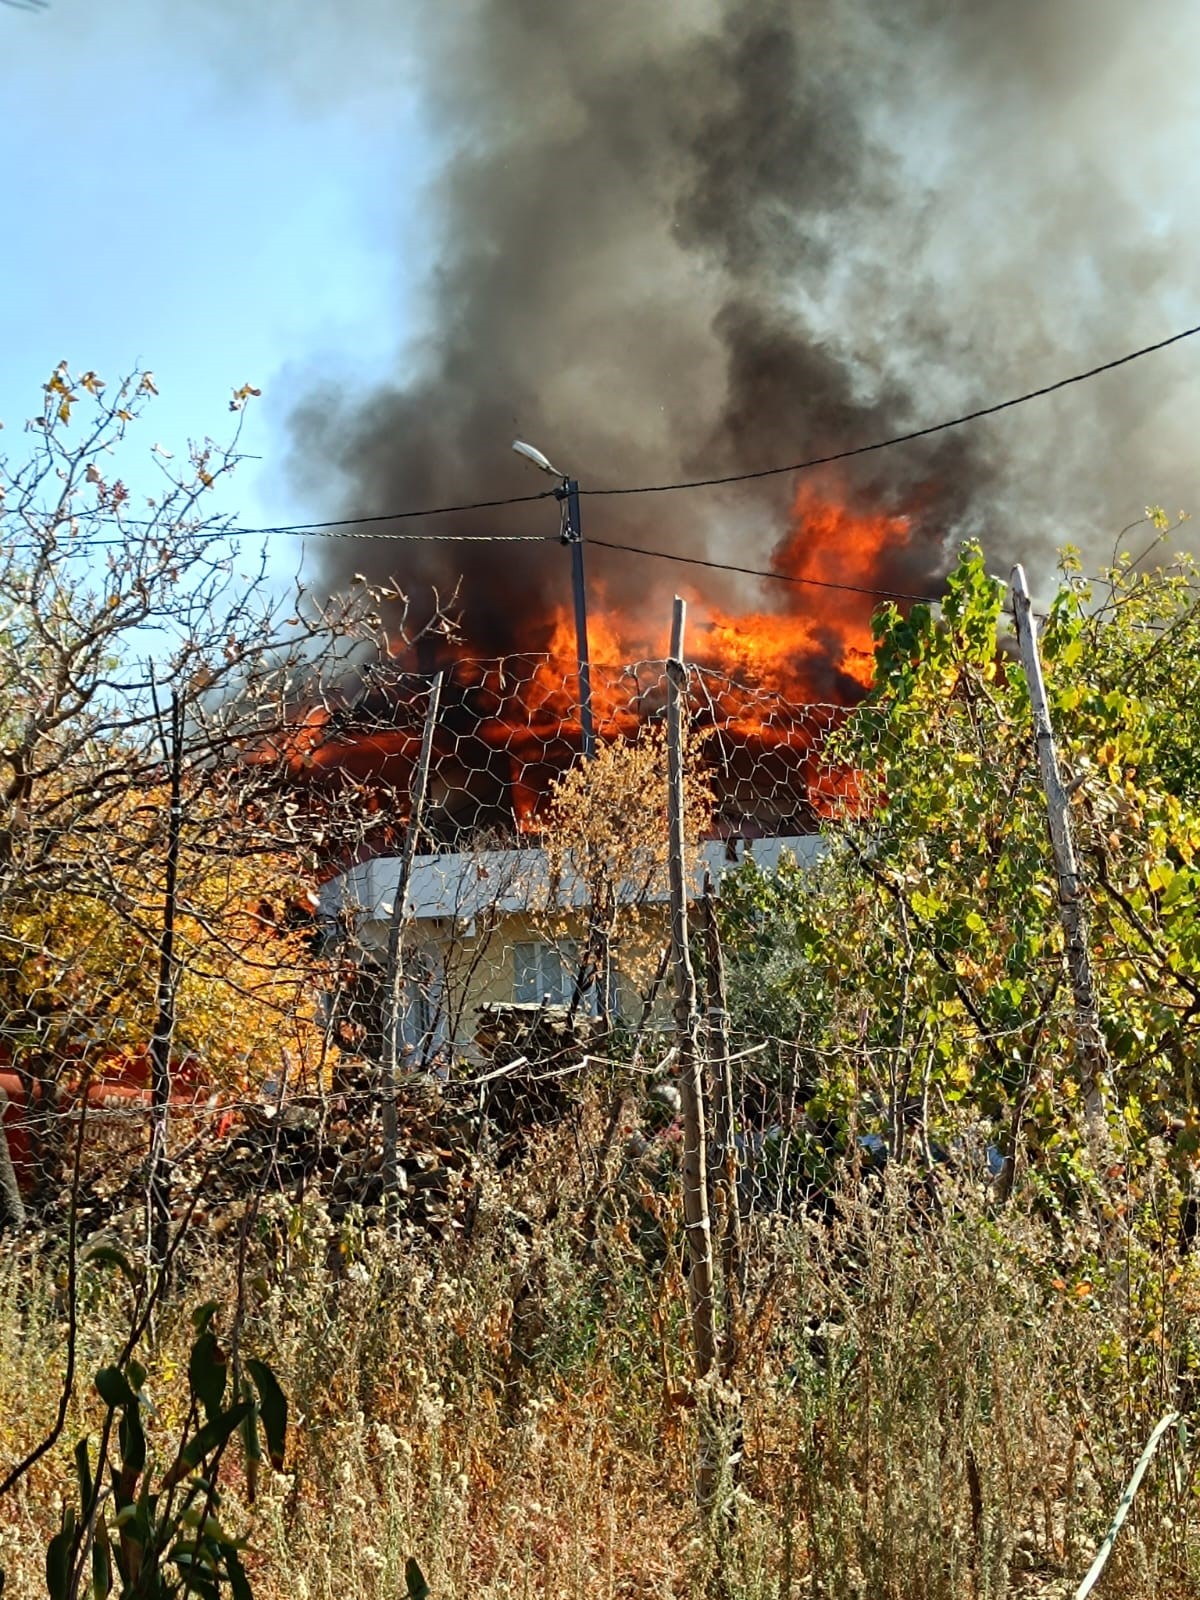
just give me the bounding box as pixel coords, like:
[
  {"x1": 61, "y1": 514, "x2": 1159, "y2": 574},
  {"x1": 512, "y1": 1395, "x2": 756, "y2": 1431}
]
[{"x1": 719, "y1": 535, "x2": 1200, "y2": 1190}]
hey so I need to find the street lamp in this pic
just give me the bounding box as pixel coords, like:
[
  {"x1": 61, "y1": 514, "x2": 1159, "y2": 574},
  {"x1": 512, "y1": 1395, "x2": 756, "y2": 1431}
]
[
  {"x1": 511, "y1": 439, "x2": 596, "y2": 759},
  {"x1": 511, "y1": 439, "x2": 562, "y2": 477}
]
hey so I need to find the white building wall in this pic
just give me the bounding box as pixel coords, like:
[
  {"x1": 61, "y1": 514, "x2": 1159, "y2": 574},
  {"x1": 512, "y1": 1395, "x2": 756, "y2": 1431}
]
[{"x1": 322, "y1": 835, "x2": 826, "y2": 1056}]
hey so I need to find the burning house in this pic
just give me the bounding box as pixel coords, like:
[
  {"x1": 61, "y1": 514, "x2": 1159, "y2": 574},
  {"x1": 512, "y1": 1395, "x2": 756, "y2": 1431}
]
[
  {"x1": 263, "y1": 4, "x2": 1200, "y2": 1060},
  {"x1": 275, "y1": 490, "x2": 897, "y2": 1064}
]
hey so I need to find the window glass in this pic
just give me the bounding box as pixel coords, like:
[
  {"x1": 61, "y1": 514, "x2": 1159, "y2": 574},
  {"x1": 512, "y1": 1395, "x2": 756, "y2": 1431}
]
[{"x1": 513, "y1": 939, "x2": 578, "y2": 1004}]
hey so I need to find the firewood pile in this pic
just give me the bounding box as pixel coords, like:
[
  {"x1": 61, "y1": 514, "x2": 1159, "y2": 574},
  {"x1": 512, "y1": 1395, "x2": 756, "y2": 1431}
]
[
  {"x1": 209, "y1": 1078, "x2": 483, "y2": 1236},
  {"x1": 49, "y1": 1074, "x2": 480, "y2": 1245},
  {"x1": 473, "y1": 1001, "x2": 603, "y2": 1142},
  {"x1": 33, "y1": 1010, "x2": 601, "y2": 1246}
]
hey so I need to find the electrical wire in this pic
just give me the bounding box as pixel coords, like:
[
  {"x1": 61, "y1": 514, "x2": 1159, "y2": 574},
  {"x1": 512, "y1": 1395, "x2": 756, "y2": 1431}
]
[
  {"x1": 11, "y1": 529, "x2": 558, "y2": 551},
  {"x1": 255, "y1": 492, "x2": 557, "y2": 532},
  {"x1": 297, "y1": 529, "x2": 556, "y2": 543},
  {"x1": 584, "y1": 321, "x2": 1200, "y2": 498},
  {"x1": 586, "y1": 536, "x2": 943, "y2": 602},
  {"x1": 223, "y1": 320, "x2": 1200, "y2": 533},
  {"x1": 12, "y1": 493, "x2": 562, "y2": 548},
  {"x1": 245, "y1": 319, "x2": 1200, "y2": 529},
  {"x1": 12, "y1": 320, "x2": 1200, "y2": 549},
  {"x1": 31, "y1": 524, "x2": 942, "y2": 602}
]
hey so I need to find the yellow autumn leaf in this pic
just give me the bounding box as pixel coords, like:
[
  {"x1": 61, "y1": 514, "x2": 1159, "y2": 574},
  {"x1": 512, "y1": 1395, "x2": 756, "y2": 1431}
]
[
  {"x1": 229, "y1": 382, "x2": 263, "y2": 412},
  {"x1": 0, "y1": 781, "x2": 334, "y2": 1095}
]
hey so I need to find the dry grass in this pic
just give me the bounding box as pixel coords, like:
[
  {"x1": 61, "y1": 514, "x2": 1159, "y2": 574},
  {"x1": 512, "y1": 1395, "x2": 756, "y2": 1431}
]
[{"x1": 3, "y1": 1137, "x2": 1200, "y2": 1599}]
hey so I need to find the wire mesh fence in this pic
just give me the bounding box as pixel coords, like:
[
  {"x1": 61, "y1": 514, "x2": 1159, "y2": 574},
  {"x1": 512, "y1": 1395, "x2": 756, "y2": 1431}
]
[
  {"x1": 0, "y1": 596, "x2": 1129, "y2": 1247},
  {"x1": 0, "y1": 596, "x2": 1105, "y2": 1314},
  {"x1": 11, "y1": 566, "x2": 1200, "y2": 1595}
]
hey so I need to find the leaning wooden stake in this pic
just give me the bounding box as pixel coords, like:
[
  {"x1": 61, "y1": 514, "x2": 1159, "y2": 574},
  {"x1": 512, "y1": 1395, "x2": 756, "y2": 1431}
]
[
  {"x1": 701, "y1": 874, "x2": 745, "y2": 1377},
  {"x1": 1010, "y1": 567, "x2": 1112, "y2": 1151},
  {"x1": 380, "y1": 670, "x2": 444, "y2": 1230},
  {"x1": 666, "y1": 599, "x2": 720, "y2": 1507}
]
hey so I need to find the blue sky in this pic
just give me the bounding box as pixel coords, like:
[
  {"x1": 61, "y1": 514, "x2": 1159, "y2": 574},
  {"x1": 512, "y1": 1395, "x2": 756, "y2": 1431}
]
[{"x1": 1, "y1": 1, "x2": 435, "y2": 577}]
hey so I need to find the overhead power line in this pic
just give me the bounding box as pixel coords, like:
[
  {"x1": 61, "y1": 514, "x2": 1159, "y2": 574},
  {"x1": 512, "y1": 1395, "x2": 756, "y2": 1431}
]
[
  {"x1": 50, "y1": 526, "x2": 939, "y2": 602},
  {"x1": 267, "y1": 318, "x2": 1200, "y2": 526},
  {"x1": 32, "y1": 494, "x2": 560, "y2": 548},
  {"x1": 586, "y1": 536, "x2": 942, "y2": 603},
  {"x1": 585, "y1": 320, "x2": 1200, "y2": 497},
  {"x1": 296, "y1": 529, "x2": 556, "y2": 543},
  {"x1": 18, "y1": 319, "x2": 1200, "y2": 550},
  {"x1": 32, "y1": 529, "x2": 558, "y2": 552},
  {"x1": 258, "y1": 491, "x2": 557, "y2": 534}
]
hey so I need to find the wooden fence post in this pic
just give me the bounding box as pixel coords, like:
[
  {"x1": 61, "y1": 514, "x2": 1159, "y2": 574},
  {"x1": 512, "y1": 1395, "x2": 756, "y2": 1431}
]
[
  {"x1": 148, "y1": 687, "x2": 183, "y2": 1273},
  {"x1": 1010, "y1": 566, "x2": 1113, "y2": 1152},
  {"x1": 666, "y1": 599, "x2": 720, "y2": 1506},
  {"x1": 701, "y1": 873, "x2": 744, "y2": 1377},
  {"x1": 380, "y1": 670, "x2": 443, "y2": 1231}
]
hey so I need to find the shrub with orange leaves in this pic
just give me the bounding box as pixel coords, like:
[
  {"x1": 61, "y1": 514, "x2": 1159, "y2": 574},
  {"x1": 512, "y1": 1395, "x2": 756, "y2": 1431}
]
[{"x1": 0, "y1": 781, "x2": 332, "y2": 1101}]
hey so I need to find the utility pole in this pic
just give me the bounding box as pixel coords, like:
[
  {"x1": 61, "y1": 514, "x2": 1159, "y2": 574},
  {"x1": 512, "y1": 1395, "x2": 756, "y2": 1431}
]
[
  {"x1": 558, "y1": 477, "x2": 595, "y2": 759},
  {"x1": 512, "y1": 441, "x2": 596, "y2": 760}
]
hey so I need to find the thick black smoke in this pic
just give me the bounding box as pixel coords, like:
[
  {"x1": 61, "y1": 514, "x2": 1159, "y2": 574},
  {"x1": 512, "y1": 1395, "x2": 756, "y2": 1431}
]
[{"x1": 283, "y1": 0, "x2": 1200, "y2": 654}]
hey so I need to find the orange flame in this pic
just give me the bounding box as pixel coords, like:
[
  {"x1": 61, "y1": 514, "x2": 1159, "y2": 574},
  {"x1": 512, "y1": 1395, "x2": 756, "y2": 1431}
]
[
  {"x1": 529, "y1": 483, "x2": 911, "y2": 707},
  {"x1": 698, "y1": 488, "x2": 910, "y2": 694},
  {"x1": 265, "y1": 486, "x2": 913, "y2": 845}
]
